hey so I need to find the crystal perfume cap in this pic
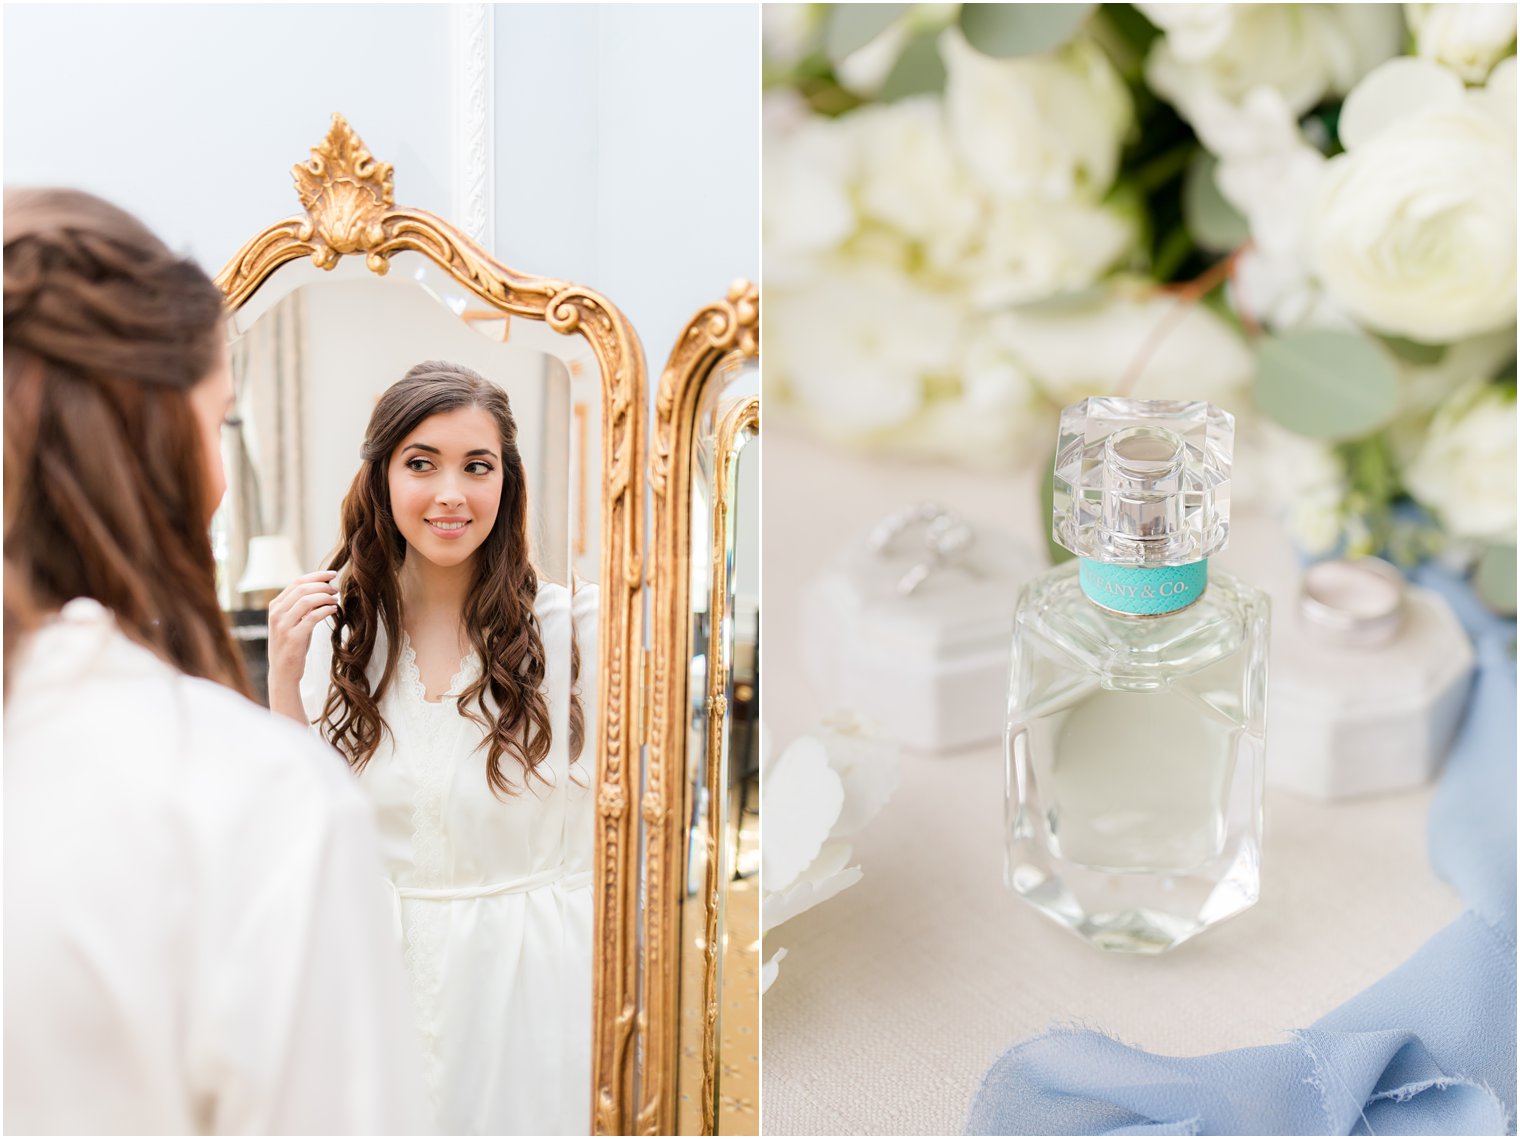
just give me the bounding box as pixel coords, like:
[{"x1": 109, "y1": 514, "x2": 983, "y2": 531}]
[{"x1": 1052, "y1": 398, "x2": 1234, "y2": 567}]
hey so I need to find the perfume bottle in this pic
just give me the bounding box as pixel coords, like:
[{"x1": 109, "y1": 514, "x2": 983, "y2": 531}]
[{"x1": 1005, "y1": 398, "x2": 1269, "y2": 953}]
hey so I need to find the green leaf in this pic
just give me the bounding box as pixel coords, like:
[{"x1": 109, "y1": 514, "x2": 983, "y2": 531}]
[
  {"x1": 825, "y1": 4, "x2": 911, "y2": 63},
  {"x1": 1039, "y1": 448, "x2": 1073, "y2": 566},
  {"x1": 1473, "y1": 542, "x2": 1517, "y2": 616},
  {"x1": 1102, "y1": 4, "x2": 1161, "y2": 54},
  {"x1": 1380, "y1": 335, "x2": 1447, "y2": 366},
  {"x1": 1183, "y1": 152, "x2": 1250, "y2": 254},
  {"x1": 878, "y1": 27, "x2": 949, "y2": 101},
  {"x1": 1255, "y1": 330, "x2": 1401, "y2": 440},
  {"x1": 958, "y1": 3, "x2": 1096, "y2": 58},
  {"x1": 1151, "y1": 225, "x2": 1194, "y2": 282},
  {"x1": 1339, "y1": 435, "x2": 1399, "y2": 505}
]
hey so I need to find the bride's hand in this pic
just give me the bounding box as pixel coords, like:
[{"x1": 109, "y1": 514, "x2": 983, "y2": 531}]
[{"x1": 267, "y1": 570, "x2": 340, "y2": 690}]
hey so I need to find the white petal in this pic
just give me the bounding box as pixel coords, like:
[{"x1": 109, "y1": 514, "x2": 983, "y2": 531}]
[
  {"x1": 814, "y1": 714, "x2": 901, "y2": 839},
  {"x1": 795, "y1": 839, "x2": 855, "y2": 884},
  {"x1": 1473, "y1": 54, "x2": 1518, "y2": 136},
  {"x1": 762, "y1": 862, "x2": 864, "y2": 934},
  {"x1": 760, "y1": 948, "x2": 788, "y2": 994},
  {"x1": 758, "y1": 736, "x2": 844, "y2": 893},
  {"x1": 1339, "y1": 57, "x2": 1465, "y2": 151}
]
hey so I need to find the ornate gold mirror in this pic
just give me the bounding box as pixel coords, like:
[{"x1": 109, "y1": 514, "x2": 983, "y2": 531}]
[
  {"x1": 215, "y1": 115, "x2": 643, "y2": 1136},
  {"x1": 643, "y1": 289, "x2": 761, "y2": 1134}
]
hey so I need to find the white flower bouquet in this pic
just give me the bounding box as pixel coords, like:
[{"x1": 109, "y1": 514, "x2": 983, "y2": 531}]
[{"x1": 763, "y1": 3, "x2": 1516, "y2": 609}]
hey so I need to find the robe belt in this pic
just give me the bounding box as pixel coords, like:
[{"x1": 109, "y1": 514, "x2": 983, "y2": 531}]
[{"x1": 386, "y1": 866, "x2": 593, "y2": 939}]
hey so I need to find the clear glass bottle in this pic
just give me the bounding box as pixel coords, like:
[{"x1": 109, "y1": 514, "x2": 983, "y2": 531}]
[{"x1": 1005, "y1": 398, "x2": 1269, "y2": 953}]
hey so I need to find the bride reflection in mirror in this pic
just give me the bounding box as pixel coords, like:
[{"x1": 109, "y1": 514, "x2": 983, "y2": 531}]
[{"x1": 268, "y1": 361, "x2": 597, "y2": 1136}]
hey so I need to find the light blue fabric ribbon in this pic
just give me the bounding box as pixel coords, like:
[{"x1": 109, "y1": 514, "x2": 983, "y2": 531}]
[{"x1": 968, "y1": 567, "x2": 1516, "y2": 1137}]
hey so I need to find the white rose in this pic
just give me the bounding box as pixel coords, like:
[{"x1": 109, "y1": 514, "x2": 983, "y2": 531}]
[
  {"x1": 1385, "y1": 329, "x2": 1517, "y2": 474},
  {"x1": 989, "y1": 289, "x2": 1256, "y2": 408},
  {"x1": 1406, "y1": 3, "x2": 1518, "y2": 83},
  {"x1": 941, "y1": 28, "x2": 1131, "y2": 201},
  {"x1": 1168, "y1": 85, "x2": 1343, "y2": 331},
  {"x1": 850, "y1": 98, "x2": 984, "y2": 274},
  {"x1": 1230, "y1": 245, "x2": 1354, "y2": 333},
  {"x1": 1235, "y1": 418, "x2": 1347, "y2": 532},
  {"x1": 762, "y1": 109, "x2": 860, "y2": 285},
  {"x1": 964, "y1": 194, "x2": 1137, "y2": 309},
  {"x1": 882, "y1": 317, "x2": 1050, "y2": 466},
  {"x1": 766, "y1": 258, "x2": 964, "y2": 439},
  {"x1": 1144, "y1": 4, "x2": 1403, "y2": 122},
  {"x1": 1143, "y1": 5, "x2": 1399, "y2": 335},
  {"x1": 851, "y1": 96, "x2": 1137, "y2": 308},
  {"x1": 1309, "y1": 58, "x2": 1517, "y2": 343},
  {"x1": 1405, "y1": 380, "x2": 1518, "y2": 541},
  {"x1": 1137, "y1": 4, "x2": 1237, "y2": 61}
]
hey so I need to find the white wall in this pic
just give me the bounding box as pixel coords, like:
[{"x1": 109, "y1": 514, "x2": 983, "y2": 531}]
[
  {"x1": 5, "y1": 3, "x2": 760, "y2": 379},
  {"x1": 3, "y1": 4, "x2": 454, "y2": 272},
  {"x1": 493, "y1": 5, "x2": 761, "y2": 374}
]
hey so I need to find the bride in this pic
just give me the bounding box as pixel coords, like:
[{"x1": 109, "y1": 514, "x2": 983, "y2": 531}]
[{"x1": 269, "y1": 360, "x2": 597, "y2": 1135}]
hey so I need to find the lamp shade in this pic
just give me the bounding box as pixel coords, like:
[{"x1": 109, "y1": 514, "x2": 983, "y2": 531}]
[{"x1": 237, "y1": 534, "x2": 304, "y2": 594}]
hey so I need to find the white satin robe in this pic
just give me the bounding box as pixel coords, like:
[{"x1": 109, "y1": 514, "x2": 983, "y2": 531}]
[
  {"x1": 302, "y1": 582, "x2": 598, "y2": 1136},
  {"x1": 4, "y1": 598, "x2": 430, "y2": 1135}
]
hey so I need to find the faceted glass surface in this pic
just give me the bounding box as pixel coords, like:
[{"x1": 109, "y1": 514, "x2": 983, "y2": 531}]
[
  {"x1": 1004, "y1": 561, "x2": 1269, "y2": 952},
  {"x1": 1053, "y1": 398, "x2": 1234, "y2": 567}
]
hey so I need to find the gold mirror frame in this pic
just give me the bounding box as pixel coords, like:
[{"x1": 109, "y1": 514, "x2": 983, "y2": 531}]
[
  {"x1": 641, "y1": 284, "x2": 760, "y2": 1134},
  {"x1": 701, "y1": 393, "x2": 759, "y2": 1136},
  {"x1": 215, "y1": 114, "x2": 646, "y2": 1136}
]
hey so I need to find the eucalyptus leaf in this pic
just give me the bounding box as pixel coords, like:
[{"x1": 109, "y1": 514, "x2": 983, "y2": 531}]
[
  {"x1": 1255, "y1": 330, "x2": 1400, "y2": 440},
  {"x1": 1473, "y1": 542, "x2": 1517, "y2": 616},
  {"x1": 825, "y1": 4, "x2": 911, "y2": 63},
  {"x1": 878, "y1": 27, "x2": 948, "y2": 101},
  {"x1": 1380, "y1": 335, "x2": 1447, "y2": 366},
  {"x1": 1183, "y1": 152, "x2": 1250, "y2": 254},
  {"x1": 1039, "y1": 450, "x2": 1073, "y2": 566},
  {"x1": 959, "y1": 3, "x2": 1096, "y2": 58}
]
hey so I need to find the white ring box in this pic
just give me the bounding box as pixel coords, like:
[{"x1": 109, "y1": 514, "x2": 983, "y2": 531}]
[
  {"x1": 801, "y1": 520, "x2": 1040, "y2": 754},
  {"x1": 1266, "y1": 559, "x2": 1475, "y2": 801}
]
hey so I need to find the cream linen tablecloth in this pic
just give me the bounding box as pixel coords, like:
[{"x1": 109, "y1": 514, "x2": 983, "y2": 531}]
[{"x1": 760, "y1": 423, "x2": 1465, "y2": 1136}]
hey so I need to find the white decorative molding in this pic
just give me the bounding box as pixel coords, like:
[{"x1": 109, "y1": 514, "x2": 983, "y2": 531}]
[{"x1": 452, "y1": 2, "x2": 495, "y2": 254}]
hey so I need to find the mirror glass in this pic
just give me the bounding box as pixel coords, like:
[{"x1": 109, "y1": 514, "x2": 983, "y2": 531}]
[
  {"x1": 677, "y1": 361, "x2": 760, "y2": 1135},
  {"x1": 220, "y1": 252, "x2": 601, "y2": 1134}
]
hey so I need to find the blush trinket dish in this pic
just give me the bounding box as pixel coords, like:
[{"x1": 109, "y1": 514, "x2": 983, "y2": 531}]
[
  {"x1": 801, "y1": 505, "x2": 1040, "y2": 754},
  {"x1": 1266, "y1": 557, "x2": 1475, "y2": 801}
]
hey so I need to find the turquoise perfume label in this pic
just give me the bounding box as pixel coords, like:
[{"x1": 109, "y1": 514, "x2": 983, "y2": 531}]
[{"x1": 1078, "y1": 559, "x2": 1207, "y2": 615}]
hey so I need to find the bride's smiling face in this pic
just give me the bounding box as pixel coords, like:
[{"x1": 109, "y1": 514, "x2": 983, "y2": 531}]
[{"x1": 387, "y1": 406, "x2": 503, "y2": 569}]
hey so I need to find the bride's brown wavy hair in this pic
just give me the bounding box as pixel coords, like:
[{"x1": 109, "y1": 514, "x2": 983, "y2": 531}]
[
  {"x1": 319, "y1": 361, "x2": 583, "y2": 797},
  {"x1": 3, "y1": 187, "x2": 250, "y2": 696}
]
